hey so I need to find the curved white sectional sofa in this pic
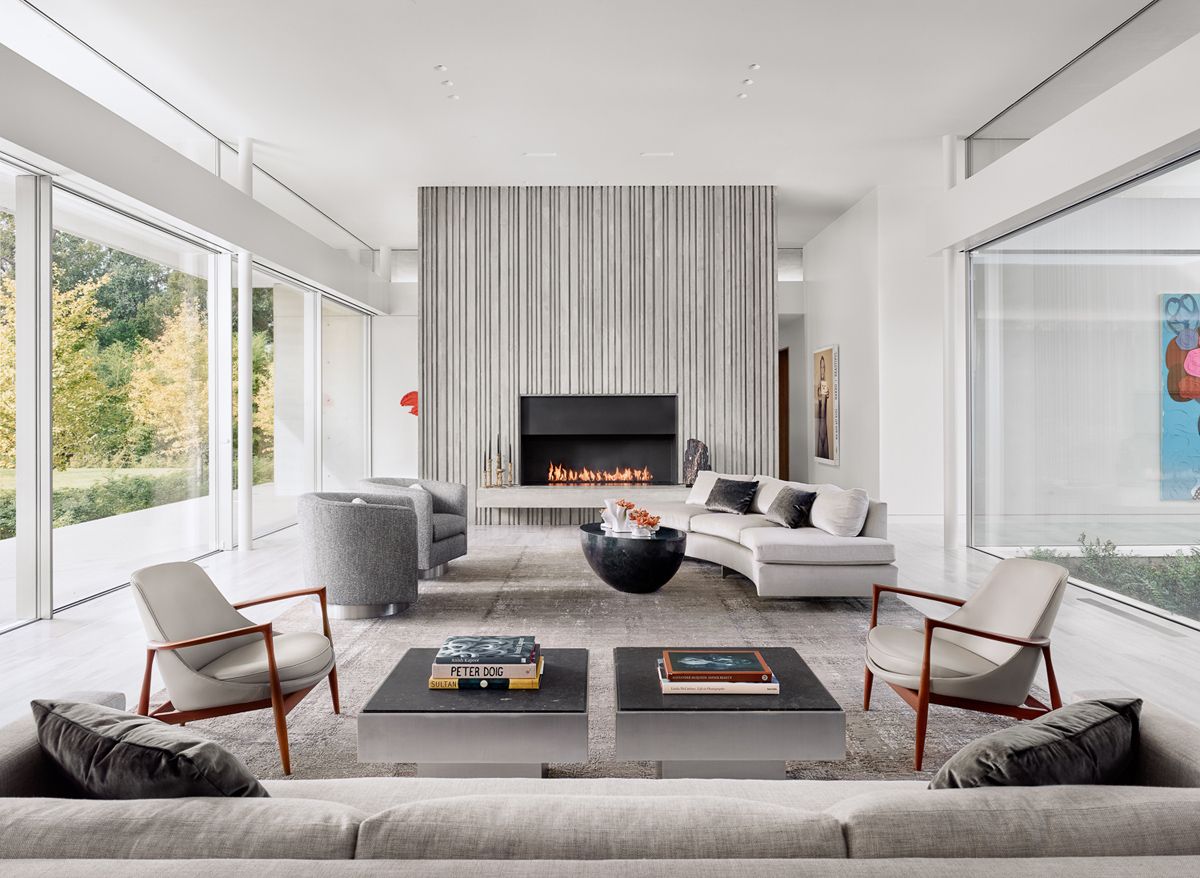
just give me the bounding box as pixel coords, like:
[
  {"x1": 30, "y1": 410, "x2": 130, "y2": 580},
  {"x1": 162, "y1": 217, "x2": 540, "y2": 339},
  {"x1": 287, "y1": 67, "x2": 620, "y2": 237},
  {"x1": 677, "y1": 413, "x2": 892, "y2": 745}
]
[{"x1": 642, "y1": 472, "x2": 898, "y2": 598}]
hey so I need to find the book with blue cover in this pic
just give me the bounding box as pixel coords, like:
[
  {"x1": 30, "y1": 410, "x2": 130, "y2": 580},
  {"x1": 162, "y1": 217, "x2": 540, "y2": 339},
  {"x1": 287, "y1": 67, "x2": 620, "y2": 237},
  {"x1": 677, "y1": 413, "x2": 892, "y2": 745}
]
[{"x1": 434, "y1": 635, "x2": 538, "y2": 664}]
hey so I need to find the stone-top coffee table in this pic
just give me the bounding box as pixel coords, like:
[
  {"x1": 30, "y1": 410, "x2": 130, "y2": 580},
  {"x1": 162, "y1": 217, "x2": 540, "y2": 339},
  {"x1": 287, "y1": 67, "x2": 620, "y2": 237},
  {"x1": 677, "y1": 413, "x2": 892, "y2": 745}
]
[
  {"x1": 613, "y1": 646, "x2": 845, "y2": 779},
  {"x1": 579, "y1": 522, "x2": 687, "y2": 593},
  {"x1": 358, "y1": 647, "x2": 588, "y2": 777}
]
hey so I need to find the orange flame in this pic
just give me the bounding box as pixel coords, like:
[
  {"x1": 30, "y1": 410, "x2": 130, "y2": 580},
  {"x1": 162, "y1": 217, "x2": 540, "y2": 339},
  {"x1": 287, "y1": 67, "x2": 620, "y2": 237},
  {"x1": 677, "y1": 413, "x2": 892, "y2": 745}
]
[{"x1": 547, "y1": 462, "x2": 653, "y2": 484}]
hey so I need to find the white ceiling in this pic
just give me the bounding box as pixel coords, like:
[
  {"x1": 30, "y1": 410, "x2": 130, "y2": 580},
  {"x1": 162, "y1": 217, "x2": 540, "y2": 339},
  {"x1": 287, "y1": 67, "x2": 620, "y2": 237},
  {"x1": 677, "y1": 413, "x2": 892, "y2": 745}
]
[{"x1": 20, "y1": 0, "x2": 1146, "y2": 249}]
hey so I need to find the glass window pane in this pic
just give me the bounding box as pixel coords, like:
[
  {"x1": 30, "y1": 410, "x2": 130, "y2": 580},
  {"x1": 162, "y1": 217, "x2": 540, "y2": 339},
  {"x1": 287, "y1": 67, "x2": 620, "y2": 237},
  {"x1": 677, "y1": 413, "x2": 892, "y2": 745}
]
[
  {"x1": 0, "y1": 166, "x2": 20, "y2": 628},
  {"x1": 51, "y1": 190, "x2": 214, "y2": 608},
  {"x1": 321, "y1": 297, "x2": 367, "y2": 490},
  {"x1": 971, "y1": 158, "x2": 1200, "y2": 622},
  {"x1": 252, "y1": 276, "x2": 312, "y2": 535}
]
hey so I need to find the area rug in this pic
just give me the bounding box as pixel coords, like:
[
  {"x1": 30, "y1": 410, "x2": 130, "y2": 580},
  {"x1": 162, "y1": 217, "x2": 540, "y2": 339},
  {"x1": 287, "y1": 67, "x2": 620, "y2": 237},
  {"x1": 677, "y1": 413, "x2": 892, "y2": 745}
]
[{"x1": 187, "y1": 545, "x2": 1033, "y2": 782}]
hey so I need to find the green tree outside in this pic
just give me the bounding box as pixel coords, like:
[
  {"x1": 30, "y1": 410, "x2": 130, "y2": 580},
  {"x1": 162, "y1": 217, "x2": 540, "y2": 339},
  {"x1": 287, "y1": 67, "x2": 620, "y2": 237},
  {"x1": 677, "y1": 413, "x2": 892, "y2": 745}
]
[{"x1": 0, "y1": 221, "x2": 278, "y2": 539}]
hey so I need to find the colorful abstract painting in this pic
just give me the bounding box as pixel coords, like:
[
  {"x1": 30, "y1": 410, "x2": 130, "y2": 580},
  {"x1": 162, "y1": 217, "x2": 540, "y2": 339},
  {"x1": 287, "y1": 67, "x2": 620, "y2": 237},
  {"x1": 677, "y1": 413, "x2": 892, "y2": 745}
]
[{"x1": 1162, "y1": 293, "x2": 1200, "y2": 500}]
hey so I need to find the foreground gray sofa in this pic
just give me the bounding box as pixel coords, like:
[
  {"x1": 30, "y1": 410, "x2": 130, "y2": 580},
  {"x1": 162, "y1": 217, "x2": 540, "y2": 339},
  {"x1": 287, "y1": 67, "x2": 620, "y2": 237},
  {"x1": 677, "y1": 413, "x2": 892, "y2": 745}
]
[
  {"x1": 3, "y1": 694, "x2": 1200, "y2": 874},
  {"x1": 358, "y1": 477, "x2": 467, "y2": 577}
]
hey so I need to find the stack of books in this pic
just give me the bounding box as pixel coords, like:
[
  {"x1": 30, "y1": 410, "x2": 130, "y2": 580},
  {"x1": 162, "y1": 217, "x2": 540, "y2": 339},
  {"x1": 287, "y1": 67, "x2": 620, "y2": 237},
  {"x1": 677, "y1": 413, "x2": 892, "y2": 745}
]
[
  {"x1": 428, "y1": 635, "x2": 544, "y2": 690},
  {"x1": 657, "y1": 648, "x2": 779, "y2": 695}
]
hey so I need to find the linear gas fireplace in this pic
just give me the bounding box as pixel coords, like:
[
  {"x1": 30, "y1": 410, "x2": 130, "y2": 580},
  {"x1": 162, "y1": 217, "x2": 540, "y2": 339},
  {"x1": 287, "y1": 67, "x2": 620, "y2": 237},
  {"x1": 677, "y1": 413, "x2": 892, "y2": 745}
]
[{"x1": 520, "y1": 395, "x2": 678, "y2": 486}]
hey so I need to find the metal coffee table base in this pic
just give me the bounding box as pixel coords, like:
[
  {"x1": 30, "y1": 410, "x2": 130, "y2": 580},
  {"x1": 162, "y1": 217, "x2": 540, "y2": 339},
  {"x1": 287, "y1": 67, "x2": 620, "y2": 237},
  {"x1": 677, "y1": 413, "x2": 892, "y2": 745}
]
[
  {"x1": 657, "y1": 759, "x2": 786, "y2": 780},
  {"x1": 417, "y1": 762, "x2": 548, "y2": 778},
  {"x1": 616, "y1": 710, "x2": 845, "y2": 780}
]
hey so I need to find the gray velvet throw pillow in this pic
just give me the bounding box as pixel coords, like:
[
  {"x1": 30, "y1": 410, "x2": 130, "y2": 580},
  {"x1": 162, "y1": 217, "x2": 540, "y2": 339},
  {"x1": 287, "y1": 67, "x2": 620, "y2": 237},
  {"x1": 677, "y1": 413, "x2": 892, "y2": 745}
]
[
  {"x1": 704, "y1": 478, "x2": 759, "y2": 514},
  {"x1": 929, "y1": 697, "x2": 1142, "y2": 789},
  {"x1": 32, "y1": 699, "x2": 268, "y2": 799},
  {"x1": 766, "y1": 487, "x2": 817, "y2": 528}
]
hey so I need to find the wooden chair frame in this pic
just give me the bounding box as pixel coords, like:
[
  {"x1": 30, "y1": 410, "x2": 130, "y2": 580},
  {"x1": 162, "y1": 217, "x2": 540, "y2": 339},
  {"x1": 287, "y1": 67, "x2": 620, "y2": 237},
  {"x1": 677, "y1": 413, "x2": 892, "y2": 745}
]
[
  {"x1": 864, "y1": 582, "x2": 1061, "y2": 770},
  {"x1": 137, "y1": 586, "x2": 339, "y2": 775}
]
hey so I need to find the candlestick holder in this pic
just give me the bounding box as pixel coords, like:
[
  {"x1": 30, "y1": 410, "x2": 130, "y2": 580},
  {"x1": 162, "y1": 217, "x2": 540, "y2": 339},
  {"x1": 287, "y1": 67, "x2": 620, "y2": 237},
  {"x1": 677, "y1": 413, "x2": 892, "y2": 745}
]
[{"x1": 481, "y1": 453, "x2": 516, "y2": 488}]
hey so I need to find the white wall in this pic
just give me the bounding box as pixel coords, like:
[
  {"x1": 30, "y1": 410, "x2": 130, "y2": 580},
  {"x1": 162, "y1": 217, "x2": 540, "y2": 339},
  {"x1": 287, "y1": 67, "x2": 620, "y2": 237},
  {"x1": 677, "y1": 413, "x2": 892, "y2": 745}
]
[
  {"x1": 877, "y1": 186, "x2": 945, "y2": 514},
  {"x1": 802, "y1": 185, "x2": 944, "y2": 512},
  {"x1": 371, "y1": 316, "x2": 420, "y2": 478},
  {"x1": 803, "y1": 190, "x2": 882, "y2": 497}
]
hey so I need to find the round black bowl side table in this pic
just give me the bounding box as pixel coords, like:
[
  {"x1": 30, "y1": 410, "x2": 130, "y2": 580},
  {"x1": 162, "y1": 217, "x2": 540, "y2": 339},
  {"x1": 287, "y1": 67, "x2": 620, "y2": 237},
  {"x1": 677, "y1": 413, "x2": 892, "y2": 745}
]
[{"x1": 578, "y1": 523, "x2": 687, "y2": 594}]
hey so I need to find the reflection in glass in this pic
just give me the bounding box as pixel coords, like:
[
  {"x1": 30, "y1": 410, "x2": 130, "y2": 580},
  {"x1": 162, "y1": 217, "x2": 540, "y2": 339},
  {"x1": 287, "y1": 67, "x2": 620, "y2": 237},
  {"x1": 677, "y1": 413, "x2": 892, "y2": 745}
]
[
  {"x1": 321, "y1": 297, "x2": 367, "y2": 490},
  {"x1": 251, "y1": 277, "x2": 312, "y2": 535}
]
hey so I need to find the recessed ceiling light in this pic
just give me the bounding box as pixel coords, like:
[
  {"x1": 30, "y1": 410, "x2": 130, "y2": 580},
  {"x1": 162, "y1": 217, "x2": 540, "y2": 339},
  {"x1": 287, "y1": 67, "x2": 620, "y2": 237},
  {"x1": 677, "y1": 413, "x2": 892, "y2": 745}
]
[
  {"x1": 441, "y1": 80, "x2": 454, "y2": 86},
  {"x1": 737, "y1": 93, "x2": 749, "y2": 99},
  {"x1": 447, "y1": 94, "x2": 461, "y2": 100},
  {"x1": 640, "y1": 152, "x2": 675, "y2": 158},
  {"x1": 742, "y1": 78, "x2": 755, "y2": 86},
  {"x1": 748, "y1": 63, "x2": 761, "y2": 70},
  {"x1": 434, "y1": 64, "x2": 448, "y2": 71},
  {"x1": 523, "y1": 152, "x2": 558, "y2": 158}
]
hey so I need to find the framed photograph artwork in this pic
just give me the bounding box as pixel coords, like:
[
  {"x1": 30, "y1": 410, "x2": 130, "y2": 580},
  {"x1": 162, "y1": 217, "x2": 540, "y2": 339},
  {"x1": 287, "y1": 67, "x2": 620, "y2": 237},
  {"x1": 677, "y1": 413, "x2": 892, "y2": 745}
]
[{"x1": 813, "y1": 345, "x2": 839, "y2": 465}]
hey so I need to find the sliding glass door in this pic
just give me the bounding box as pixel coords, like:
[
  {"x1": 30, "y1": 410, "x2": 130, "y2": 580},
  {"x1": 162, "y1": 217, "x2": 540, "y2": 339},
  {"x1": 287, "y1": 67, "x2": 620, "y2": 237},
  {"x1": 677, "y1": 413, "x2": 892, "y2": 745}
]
[
  {"x1": 970, "y1": 154, "x2": 1200, "y2": 624},
  {"x1": 245, "y1": 270, "x2": 316, "y2": 536},
  {"x1": 0, "y1": 164, "x2": 20, "y2": 628},
  {"x1": 50, "y1": 190, "x2": 215, "y2": 608},
  {"x1": 0, "y1": 173, "x2": 374, "y2": 629}
]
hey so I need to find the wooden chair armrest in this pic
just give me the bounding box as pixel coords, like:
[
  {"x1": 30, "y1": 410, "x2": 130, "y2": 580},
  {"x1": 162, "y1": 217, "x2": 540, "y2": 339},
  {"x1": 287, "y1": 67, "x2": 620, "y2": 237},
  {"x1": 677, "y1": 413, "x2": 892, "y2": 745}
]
[
  {"x1": 870, "y1": 583, "x2": 966, "y2": 629},
  {"x1": 925, "y1": 616, "x2": 1050, "y2": 649},
  {"x1": 148, "y1": 622, "x2": 272, "y2": 652},
  {"x1": 873, "y1": 583, "x2": 967, "y2": 606},
  {"x1": 234, "y1": 585, "x2": 334, "y2": 647},
  {"x1": 233, "y1": 586, "x2": 326, "y2": 610}
]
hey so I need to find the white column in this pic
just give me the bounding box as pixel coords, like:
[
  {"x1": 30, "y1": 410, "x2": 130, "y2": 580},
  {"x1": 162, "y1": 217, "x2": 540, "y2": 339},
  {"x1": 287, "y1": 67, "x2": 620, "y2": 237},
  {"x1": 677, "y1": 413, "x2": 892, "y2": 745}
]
[
  {"x1": 942, "y1": 134, "x2": 966, "y2": 547},
  {"x1": 211, "y1": 252, "x2": 235, "y2": 549},
  {"x1": 14, "y1": 175, "x2": 53, "y2": 619},
  {"x1": 304, "y1": 292, "x2": 322, "y2": 492},
  {"x1": 237, "y1": 137, "x2": 254, "y2": 551},
  {"x1": 377, "y1": 246, "x2": 393, "y2": 282}
]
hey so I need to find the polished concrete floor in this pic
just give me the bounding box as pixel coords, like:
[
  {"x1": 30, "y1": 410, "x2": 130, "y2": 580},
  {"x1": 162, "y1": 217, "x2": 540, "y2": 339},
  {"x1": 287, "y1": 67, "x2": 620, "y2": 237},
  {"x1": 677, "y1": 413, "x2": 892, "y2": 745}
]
[{"x1": 0, "y1": 515, "x2": 1197, "y2": 726}]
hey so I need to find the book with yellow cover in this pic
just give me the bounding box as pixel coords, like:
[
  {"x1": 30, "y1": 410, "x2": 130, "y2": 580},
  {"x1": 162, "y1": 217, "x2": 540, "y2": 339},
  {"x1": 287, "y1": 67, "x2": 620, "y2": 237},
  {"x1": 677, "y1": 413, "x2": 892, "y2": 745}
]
[{"x1": 429, "y1": 655, "x2": 543, "y2": 689}]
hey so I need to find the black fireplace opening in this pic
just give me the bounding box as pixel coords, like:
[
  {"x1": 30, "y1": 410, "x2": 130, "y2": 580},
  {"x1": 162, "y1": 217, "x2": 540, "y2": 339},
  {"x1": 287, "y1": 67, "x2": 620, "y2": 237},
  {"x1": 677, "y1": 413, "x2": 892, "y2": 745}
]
[{"x1": 520, "y1": 395, "x2": 677, "y2": 485}]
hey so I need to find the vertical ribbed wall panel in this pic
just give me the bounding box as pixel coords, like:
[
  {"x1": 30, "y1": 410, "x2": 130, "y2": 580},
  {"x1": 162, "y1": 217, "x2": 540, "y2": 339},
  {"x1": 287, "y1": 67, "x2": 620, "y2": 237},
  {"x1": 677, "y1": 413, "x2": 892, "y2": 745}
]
[{"x1": 419, "y1": 186, "x2": 777, "y2": 524}]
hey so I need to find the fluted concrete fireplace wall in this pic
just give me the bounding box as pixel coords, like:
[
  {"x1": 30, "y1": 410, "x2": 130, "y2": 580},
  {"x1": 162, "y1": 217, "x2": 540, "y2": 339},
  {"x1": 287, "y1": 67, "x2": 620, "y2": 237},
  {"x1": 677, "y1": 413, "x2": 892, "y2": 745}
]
[{"x1": 419, "y1": 186, "x2": 777, "y2": 524}]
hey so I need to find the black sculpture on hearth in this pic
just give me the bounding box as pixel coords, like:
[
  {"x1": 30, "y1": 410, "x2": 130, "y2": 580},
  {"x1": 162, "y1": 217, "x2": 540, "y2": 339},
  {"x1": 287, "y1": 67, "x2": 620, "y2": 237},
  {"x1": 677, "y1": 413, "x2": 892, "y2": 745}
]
[{"x1": 682, "y1": 438, "x2": 710, "y2": 487}]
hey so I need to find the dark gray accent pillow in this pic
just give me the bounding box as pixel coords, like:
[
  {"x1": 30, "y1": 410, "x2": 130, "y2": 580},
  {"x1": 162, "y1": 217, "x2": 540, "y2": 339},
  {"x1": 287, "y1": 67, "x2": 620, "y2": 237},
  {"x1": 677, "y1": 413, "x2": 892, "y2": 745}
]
[
  {"x1": 704, "y1": 478, "x2": 759, "y2": 514},
  {"x1": 32, "y1": 699, "x2": 268, "y2": 799},
  {"x1": 766, "y1": 487, "x2": 818, "y2": 528},
  {"x1": 929, "y1": 697, "x2": 1142, "y2": 789}
]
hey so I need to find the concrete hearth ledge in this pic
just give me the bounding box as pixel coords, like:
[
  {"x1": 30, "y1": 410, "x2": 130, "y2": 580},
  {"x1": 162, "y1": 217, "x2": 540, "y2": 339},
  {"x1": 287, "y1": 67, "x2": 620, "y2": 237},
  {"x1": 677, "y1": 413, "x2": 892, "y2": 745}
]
[{"x1": 476, "y1": 485, "x2": 690, "y2": 509}]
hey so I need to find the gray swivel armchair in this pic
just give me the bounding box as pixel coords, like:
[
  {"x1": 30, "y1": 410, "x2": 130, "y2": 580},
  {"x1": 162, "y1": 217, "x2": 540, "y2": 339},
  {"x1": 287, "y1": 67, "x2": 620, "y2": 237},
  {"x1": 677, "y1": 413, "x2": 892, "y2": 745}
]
[
  {"x1": 298, "y1": 492, "x2": 419, "y2": 618},
  {"x1": 357, "y1": 477, "x2": 468, "y2": 578}
]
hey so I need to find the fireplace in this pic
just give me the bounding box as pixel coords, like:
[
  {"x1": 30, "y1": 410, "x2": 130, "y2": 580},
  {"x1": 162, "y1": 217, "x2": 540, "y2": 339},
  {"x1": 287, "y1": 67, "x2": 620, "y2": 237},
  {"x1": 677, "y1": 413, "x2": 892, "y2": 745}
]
[{"x1": 520, "y1": 395, "x2": 678, "y2": 486}]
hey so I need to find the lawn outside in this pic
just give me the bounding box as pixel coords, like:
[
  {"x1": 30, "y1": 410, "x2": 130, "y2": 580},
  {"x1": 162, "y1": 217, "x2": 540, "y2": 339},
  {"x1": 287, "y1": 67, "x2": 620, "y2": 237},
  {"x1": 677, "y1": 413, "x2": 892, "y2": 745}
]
[{"x1": 0, "y1": 467, "x2": 188, "y2": 491}]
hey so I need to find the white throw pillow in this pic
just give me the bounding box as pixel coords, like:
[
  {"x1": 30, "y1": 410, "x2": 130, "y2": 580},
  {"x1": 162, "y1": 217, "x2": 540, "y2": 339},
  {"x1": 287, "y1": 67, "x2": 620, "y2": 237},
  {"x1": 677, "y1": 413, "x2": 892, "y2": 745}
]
[
  {"x1": 686, "y1": 471, "x2": 753, "y2": 506},
  {"x1": 350, "y1": 497, "x2": 367, "y2": 505},
  {"x1": 810, "y1": 488, "x2": 870, "y2": 537}
]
